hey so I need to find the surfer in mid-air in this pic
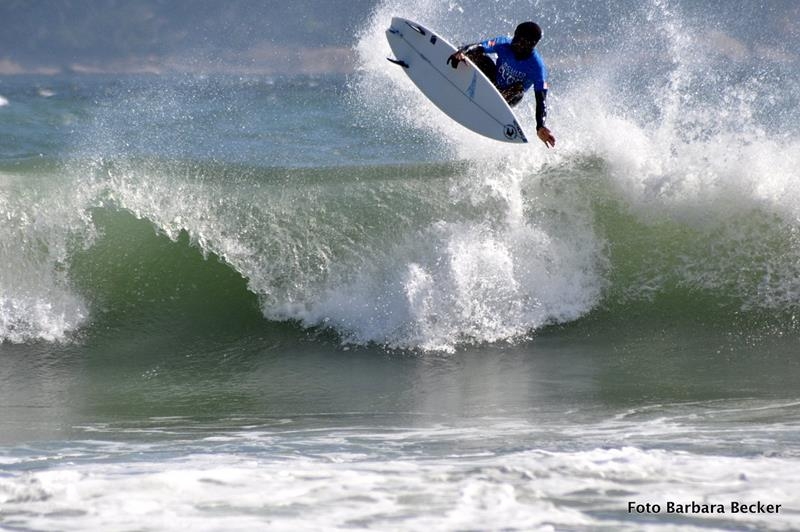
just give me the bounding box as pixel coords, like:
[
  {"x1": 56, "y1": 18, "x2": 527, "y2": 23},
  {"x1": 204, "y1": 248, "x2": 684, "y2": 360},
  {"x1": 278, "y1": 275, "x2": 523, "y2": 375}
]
[{"x1": 447, "y1": 21, "x2": 556, "y2": 148}]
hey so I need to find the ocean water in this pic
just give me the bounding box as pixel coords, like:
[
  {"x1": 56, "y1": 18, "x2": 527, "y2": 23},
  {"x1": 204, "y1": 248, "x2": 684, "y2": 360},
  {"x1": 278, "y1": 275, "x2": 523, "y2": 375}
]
[{"x1": 2, "y1": 0, "x2": 800, "y2": 530}]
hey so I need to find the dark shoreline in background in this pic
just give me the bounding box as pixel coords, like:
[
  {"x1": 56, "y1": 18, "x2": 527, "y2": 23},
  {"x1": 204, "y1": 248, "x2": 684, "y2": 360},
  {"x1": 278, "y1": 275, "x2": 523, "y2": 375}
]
[{"x1": 0, "y1": 46, "x2": 357, "y2": 77}]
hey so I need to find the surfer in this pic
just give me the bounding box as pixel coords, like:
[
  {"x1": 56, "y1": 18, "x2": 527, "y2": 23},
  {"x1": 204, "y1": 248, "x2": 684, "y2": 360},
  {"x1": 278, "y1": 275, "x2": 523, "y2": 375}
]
[{"x1": 447, "y1": 21, "x2": 556, "y2": 148}]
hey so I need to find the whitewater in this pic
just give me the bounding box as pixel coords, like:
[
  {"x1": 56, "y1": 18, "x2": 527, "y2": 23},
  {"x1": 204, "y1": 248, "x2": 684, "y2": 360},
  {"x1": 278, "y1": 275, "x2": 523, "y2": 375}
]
[{"x1": 1, "y1": 1, "x2": 799, "y2": 351}]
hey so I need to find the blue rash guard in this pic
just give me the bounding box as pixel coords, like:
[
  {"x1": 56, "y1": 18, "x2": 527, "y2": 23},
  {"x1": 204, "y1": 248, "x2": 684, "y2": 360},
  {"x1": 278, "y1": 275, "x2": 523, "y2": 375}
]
[
  {"x1": 460, "y1": 35, "x2": 549, "y2": 130},
  {"x1": 478, "y1": 36, "x2": 548, "y2": 92}
]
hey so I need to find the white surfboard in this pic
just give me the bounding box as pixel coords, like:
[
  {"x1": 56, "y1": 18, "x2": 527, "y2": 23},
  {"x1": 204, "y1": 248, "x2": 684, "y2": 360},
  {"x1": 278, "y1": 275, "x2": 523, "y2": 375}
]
[{"x1": 386, "y1": 17, "x2": 528, "y2": 143}]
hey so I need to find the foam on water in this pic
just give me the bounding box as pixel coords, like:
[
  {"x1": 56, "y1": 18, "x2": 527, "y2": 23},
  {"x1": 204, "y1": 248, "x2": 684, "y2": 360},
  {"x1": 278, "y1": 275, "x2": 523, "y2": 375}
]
[
  {"x1": 298, "y1": 164, "x2": 605, "y2": 350},
  {"x1": 1, "y1": 412, "x2": 798, "y2": 531}
]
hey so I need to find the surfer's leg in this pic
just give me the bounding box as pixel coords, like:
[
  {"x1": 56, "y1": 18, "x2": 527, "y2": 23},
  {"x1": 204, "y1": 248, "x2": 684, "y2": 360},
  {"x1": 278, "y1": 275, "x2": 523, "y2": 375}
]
[
  {"x1": 500, "y1": 82, "x2": 525, "y2": 107},
  {"x1": 465, "y1": 49, "x2": 497, "y2": 84}
]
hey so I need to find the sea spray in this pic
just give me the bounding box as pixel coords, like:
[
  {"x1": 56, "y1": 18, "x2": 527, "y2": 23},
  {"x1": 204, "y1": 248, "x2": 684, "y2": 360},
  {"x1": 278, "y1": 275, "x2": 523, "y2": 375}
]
[
  {"x1": 354, "y1": 0, "x2": 800, "y2": 331},
  {"x1": 1, "y1": 0, "x2": 799, "y2": 349},
  {"x1": 0, "y1": 169, "x2": 96, "y2": 342}
]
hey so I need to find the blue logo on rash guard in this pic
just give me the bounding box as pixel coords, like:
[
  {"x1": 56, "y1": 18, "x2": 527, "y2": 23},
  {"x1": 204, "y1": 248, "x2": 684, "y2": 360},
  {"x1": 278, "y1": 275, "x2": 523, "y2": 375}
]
[
  {"x1": 478, "y1": 36, "x2": 547, "y2": 92},
  {"x1": 497, "y1": 63, "x2": 527, "y2": 88}
]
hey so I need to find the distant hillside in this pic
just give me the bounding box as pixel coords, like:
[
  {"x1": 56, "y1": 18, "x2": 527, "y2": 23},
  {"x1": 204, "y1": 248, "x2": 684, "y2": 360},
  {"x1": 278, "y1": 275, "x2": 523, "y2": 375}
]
[{"x1": 0, "y1": 0, "x2": 377, "y2": 74}]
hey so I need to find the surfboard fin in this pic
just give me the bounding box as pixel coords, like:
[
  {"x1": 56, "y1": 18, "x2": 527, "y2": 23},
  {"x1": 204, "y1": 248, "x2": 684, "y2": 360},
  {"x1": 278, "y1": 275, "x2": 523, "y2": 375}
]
[{"x1": 387, "y1": 58, "x2": 409, "y2": 68}]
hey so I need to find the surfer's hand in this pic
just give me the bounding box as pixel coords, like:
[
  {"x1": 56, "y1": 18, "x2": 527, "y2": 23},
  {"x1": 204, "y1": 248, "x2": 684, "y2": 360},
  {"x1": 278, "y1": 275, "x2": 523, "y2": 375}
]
[
  {"x1": 447, "y1": 51, "x2": 465, "y2": 69},
  {"x1": 537, "y1": 127, "x2": 556, "y2": 148}
]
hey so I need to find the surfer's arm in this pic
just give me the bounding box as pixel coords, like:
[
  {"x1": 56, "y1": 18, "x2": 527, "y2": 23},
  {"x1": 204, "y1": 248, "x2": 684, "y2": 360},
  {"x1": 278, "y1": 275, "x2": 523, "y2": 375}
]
[
  {"x1": 447, "y1": 36, "x2": 504, "y2": 68},
  {"x1": 458, "y1": 43, "x2": 484, "y2": 54},
  {"x1": 534, "y1": 90, "x2": 555, "y2": 148},
  {"x1": 447, "y1": 42, "x2": 484, "y2": 68},
  {"x1": 534, "y1": 89, "x2": 547, "y2": 130}
]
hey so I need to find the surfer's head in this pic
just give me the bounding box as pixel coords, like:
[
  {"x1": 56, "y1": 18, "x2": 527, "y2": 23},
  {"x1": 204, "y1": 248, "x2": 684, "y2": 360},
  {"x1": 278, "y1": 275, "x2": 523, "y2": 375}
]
[{"x1": 511, "y1": 21, "x2": 542, "y2": 58}]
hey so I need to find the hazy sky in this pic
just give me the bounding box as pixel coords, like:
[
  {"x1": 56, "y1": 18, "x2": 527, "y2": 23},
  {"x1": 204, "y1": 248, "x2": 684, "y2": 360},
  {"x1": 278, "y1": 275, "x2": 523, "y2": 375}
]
[
  {"x1": 1, "y1": 0, "x2": 797, "y2": 75},
  {"x1": 0, "y1": 0, "x2": 379, "y2": 74}
]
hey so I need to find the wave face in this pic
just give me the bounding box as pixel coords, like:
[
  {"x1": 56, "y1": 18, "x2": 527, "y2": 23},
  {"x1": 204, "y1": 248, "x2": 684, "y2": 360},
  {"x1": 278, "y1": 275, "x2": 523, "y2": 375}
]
[{"x1": 1, "y1": 0, "x2": 799, "y2": 350}]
